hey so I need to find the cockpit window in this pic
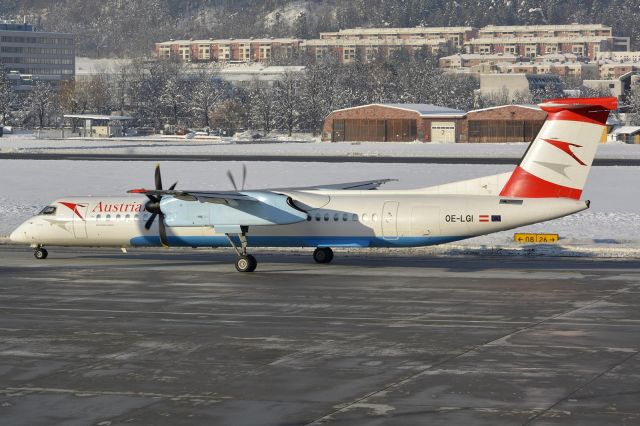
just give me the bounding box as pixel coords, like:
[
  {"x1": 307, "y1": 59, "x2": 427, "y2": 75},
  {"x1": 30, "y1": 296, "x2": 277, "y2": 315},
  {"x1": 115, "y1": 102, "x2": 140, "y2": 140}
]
[{"x1": 38, "y1": 206, "x2": 57, "y2": 215}]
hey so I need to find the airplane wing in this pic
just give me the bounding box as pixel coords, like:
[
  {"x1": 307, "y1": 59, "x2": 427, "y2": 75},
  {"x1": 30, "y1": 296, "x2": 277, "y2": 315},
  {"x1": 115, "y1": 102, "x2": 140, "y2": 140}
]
[
  {"x1": 129, "y1": 189, "x2": 257, "y2": 204},
  {"x1": 276, "y1": 178, "x2": 396, "y2": 191}
]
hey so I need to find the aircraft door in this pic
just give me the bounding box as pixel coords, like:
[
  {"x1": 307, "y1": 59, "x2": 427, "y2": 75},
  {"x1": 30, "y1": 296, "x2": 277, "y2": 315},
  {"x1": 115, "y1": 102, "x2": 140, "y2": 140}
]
[
  {"x1": 382, "y1": 201, "x2": 399, "y2": 240},
  {"x1": 72, "y1": 204, "x2": 88, "y2": 238}
]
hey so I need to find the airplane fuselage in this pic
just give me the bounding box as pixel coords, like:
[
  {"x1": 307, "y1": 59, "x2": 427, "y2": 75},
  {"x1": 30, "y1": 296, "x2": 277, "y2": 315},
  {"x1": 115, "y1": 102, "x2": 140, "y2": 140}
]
[{"x1": 10, "y1": 190, "x2": 588, "y2": 249}]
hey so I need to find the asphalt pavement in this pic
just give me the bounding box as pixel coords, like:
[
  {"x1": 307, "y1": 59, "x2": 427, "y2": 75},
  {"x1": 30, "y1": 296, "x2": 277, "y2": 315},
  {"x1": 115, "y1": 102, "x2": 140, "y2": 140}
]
[{"x1": 1, "y1": 246, "x2": 639, "y2": 425}]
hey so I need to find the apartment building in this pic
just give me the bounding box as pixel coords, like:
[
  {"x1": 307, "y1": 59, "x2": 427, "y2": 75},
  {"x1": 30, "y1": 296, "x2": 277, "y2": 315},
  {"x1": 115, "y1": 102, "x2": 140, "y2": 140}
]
[
  {"x1": 155, "y1": 38, "x2": 303, "y2": 63},
  {"x1": 304, "y1": 37, "x2": 448, "y2": 63},
  {"x1": 596, "y1": 51, "x2": 640, "y2": 62},
  {"x1": 467, "y1": 24, "x2": 629, "y2": 60},
  {"x1": 0, "y1": 20, "x2": 74, "y2": 84},
  {"x1": 319, "y1": 26, "x2": 476, "y2": 49},
  {"x1": 439, "y1": 53, "x2": 519, "y2": 70}
]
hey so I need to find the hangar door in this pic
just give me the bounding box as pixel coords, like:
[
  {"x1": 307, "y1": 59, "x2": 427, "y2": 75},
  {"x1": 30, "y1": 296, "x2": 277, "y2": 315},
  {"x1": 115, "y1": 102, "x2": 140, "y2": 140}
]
[
  {"x1": 332, "y1": 119, "x2": 416, "y2": 142},
  {"x1": 431, "y1": 122, "x2": 456, "y2": 143}
]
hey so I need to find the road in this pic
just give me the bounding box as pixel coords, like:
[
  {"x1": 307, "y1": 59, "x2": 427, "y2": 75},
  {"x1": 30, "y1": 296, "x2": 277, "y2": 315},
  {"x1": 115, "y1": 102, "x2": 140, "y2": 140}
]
[
  {"x1": 1, "y1": 246, "x2": 639, "y2": 425},
  {"x1": 1, "y1": 152, "x2": 640, "y2": 165}
]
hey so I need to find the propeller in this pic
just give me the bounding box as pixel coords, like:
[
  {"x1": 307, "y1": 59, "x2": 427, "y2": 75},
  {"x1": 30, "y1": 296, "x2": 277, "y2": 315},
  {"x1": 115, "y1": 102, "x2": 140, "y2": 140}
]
[
  {"x1": 141, "y1": 164, "x2": 176, "y2": 247},
  {"x1": 227, "y1": 164, "x2": 247, "y2": 191}
]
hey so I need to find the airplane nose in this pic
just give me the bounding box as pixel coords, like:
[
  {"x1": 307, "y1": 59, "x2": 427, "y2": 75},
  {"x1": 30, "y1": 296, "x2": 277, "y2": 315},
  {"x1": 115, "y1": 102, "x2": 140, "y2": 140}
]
[{"x1": 9, "y1": 225, "x2": 27, "y2": 243}]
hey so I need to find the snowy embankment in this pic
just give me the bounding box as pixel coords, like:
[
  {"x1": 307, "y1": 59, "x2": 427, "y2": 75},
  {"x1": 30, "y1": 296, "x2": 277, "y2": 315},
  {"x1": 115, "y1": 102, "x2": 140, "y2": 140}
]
[
  {"x1": 2, "y1": 133, "x2": 640, "y2": 159},
  {"x1": 1, "y1": 160, "x2": 638, "y2": 257}
]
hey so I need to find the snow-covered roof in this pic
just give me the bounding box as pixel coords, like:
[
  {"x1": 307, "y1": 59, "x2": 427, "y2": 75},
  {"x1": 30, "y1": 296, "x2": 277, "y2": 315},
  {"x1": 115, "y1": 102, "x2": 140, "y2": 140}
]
[
  {"x1": 610, "y1": 126, "x2": 640, "y2": 135},
  {"x1": 332, "y1": 103, "x2": 465, "y2": 117},
  {"x1": 468, "y1": 104, "x2": 543, "y2": 114},
  {"x1": 75, "y1": 57, "x2": 133, "y2": 75},
  {"x1": 381, "y1": 104, "x2": 465, "y2": 117},
  {"x1": 64, "y1": 114, "x2": 133, "y2": 120}
]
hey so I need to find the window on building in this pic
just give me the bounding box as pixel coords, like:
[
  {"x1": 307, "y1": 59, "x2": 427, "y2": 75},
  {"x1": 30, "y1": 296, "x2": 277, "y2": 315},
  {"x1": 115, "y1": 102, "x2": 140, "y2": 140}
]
[{"x1": 343, "y1": 47, "x2": 356, "y2": 62}]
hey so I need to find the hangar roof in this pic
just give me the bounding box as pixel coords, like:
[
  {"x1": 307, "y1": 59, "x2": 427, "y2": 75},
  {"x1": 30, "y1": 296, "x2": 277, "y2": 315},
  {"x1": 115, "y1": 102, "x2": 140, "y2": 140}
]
[{"x1": 332, "y1": 103, "x2": 466, "y2": 118}]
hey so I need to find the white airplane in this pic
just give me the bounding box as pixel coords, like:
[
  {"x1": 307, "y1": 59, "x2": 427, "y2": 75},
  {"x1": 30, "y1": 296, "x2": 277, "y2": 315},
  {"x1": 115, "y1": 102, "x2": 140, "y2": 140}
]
[{"x1": 10, "y1": 97, "x2": 616, "y2": 272}]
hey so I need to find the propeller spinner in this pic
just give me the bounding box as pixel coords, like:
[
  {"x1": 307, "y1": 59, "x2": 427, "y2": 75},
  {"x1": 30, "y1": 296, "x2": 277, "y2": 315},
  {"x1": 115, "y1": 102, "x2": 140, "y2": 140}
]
[{"x1": 132, "y1": 164, "x2": 176, "y2": 247}]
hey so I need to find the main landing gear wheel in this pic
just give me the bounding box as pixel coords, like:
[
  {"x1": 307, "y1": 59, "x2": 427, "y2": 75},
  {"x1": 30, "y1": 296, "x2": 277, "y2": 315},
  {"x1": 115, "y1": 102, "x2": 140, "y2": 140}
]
[
  {"x1": 34, "y1": 247, "x2": 48, "y2": 260},
  {"x1": 313, "y1": 247, "x2": 334, "y2": 264},
  {"x1": 235, "y1": 254, "x2": 257, "y2": 273}
]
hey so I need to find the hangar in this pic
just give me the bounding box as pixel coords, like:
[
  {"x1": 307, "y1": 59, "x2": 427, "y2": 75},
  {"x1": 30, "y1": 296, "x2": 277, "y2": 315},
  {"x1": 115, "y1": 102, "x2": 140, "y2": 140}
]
[
  {"x1": 460, "y1": 104, "x2": 547, "y2": 143},
  {"x1": 322, "y1": 104, "x2": 466, "y2": 143}
]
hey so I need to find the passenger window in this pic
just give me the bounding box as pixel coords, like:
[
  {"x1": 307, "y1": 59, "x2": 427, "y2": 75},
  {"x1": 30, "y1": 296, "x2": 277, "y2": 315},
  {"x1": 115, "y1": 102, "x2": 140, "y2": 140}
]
[
  {"x1": 372, "y1": 213, "x2": 378, "y2": 222},
  {"x1": 315, "y1": 213, "x2": 321, "y2": 221},
  {"x1": 116, "y1": 214, "x2": 121, "y2": 221},
  {"x1": 333, "y1": 213, "x2": 339, "y2": 221},
  {"x1": 125, "y1": 214, "x2": 130, "y2": 221},
  {"x1": 307, "y1": 215, "x2": 312, "y2": 221},
  {"x1": 362, "y1": 213, "x2": 368, "y2": 222},
  {"x1": 352, "y1": 214, "x2": 358, "y2": 221},
  {"x1": 38, "y1": 206, "x2": 57, "y2": 215},
  {"x1": 343, "y1": 213, "x2": 348, "y2": 221},
  {"x1": 96, "y1": 214, "x2": 101, "y2": 221},
  {"x1": 106, "y1": 214, "x2": 111, "y2": 221},
  {"x1": 324, "y1": 213, "x2": 329, "y2": 221},
  {"x1": 134, "y1": 214, "x2": 139, "y2": 220}
]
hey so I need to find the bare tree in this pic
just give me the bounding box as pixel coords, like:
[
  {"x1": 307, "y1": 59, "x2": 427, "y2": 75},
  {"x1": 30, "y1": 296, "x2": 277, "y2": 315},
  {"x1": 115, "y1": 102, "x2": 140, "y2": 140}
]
[
  {"x1": 248, "y1": 79, "x2": 276, "y2": 134},
  {"x1": 26, "y1": 81, "x2": 58, "y2": 128},
  {"x1": 191, "y1": 74, "x2": 224, "y2": 128},
  {"x1": 273, "y1": 71, "x2": 301, "y2": 136},
  {"x1": 0, "y1": 65, "x2": 18, "y2": 125}
]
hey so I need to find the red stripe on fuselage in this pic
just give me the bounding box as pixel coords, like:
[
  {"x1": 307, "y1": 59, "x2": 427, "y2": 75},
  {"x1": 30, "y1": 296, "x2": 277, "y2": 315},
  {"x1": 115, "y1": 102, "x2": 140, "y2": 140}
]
[{"x1": 499, "y1": 166, "x2": 582, "y2": 199}]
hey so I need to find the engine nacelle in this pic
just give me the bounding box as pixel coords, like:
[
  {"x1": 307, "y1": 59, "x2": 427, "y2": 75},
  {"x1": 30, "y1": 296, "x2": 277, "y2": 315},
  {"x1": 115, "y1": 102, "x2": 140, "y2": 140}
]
[{"x1": 160, "y1": 191, "x2": 308, "y2": 227}]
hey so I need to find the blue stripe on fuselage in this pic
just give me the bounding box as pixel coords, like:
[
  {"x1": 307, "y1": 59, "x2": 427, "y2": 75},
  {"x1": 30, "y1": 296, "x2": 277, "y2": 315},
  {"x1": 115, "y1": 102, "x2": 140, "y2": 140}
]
[{"x1": 129, "y1": 235, "x2": 466, "y2": 248}]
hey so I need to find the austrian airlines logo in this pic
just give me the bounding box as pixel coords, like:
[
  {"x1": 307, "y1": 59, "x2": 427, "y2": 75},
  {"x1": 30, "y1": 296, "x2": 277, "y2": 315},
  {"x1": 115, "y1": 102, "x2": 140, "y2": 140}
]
[
  {"x1": 59, "y1": 202, "x2": 87, "y2": 221},
  {"x1": 542, "y1": 139, "x2": 586, "y2": 165}
]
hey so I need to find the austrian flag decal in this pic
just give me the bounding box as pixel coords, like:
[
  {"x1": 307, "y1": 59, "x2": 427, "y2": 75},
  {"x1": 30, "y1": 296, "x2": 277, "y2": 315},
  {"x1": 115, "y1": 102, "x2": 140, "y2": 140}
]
[{"x1": 480, "y1": 215, "x2": 502, "y2": 223}]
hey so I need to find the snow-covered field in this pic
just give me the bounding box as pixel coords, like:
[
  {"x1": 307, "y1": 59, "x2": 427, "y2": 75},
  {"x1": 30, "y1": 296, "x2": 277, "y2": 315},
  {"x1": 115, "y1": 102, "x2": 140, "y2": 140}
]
[
  {"x1": 1, "y1": 160, "x2": 638, "y2": 257},
  {"x1": 2, "y1": 133, "x2": 640, "y2": 159}
]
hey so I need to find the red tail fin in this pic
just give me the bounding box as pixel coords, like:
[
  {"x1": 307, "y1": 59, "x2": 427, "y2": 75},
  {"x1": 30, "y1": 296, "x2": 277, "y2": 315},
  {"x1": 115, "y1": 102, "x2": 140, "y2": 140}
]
[{"x1": 499, "y1": 97, "x2": 617, "y2": 199}]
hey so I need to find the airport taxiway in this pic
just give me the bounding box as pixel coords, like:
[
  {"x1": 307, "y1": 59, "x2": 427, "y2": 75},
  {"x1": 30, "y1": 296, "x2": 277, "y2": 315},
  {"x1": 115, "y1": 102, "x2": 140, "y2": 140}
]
[{"x1": 0, "y1": 246, "x2": 639, "y2": 425}]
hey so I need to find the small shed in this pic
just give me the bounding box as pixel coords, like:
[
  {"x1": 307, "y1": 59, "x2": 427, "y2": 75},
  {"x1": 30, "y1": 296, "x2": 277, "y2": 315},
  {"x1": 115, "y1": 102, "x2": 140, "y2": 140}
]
[
  {"x1": 63, "y1": 114, "x2": 133, "y2": 138},
  {"x1": 322, "y1": 104, "x2": 466, "y2": 143},
  {"x1": 609, "y1": 126, "x2": 640, "y2": 144},
  {"x1": 461, "y1": 104, "x2": 547, "y2": 143}
]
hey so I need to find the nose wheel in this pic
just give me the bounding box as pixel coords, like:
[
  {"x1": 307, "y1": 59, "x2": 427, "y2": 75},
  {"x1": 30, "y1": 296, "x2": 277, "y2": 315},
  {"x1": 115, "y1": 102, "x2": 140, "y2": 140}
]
[
  {"x1": 313, "y1": 247, "x2": 334, "y2": 264},
  {"x1": 34, "y1": 247, "x2": 48, "y2": 260}
]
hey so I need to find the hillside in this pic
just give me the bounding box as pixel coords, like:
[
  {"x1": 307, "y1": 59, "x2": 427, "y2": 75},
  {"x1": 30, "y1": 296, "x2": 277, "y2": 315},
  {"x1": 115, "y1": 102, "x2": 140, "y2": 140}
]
[{"x1": 1, "y1": 0, "x2": 639, "y2": 57}]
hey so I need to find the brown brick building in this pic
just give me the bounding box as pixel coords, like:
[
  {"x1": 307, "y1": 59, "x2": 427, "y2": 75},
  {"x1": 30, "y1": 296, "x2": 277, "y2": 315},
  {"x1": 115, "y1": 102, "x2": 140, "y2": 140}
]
[
  {"x1": 322, "y1": 104, "x2": 547, "y2": 143},
  {"x1": 460, "y1": 105, "x2": 546, "y2": 143},
  {"x1": 322, "y1": 104, "x2": 466, "y2": 142}
]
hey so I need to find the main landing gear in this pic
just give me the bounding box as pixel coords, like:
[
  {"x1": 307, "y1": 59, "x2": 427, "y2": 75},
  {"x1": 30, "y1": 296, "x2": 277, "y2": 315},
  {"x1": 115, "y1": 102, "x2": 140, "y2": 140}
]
[
  {"x1": 226, "y1": 227, "x2": 257, "y2": 273},
  {"x1": 313, "y1": 247, "x2": 334, "y2": 264},
  {"x1": 34, "y1": 246, "x2": 48, "y2": 260}
]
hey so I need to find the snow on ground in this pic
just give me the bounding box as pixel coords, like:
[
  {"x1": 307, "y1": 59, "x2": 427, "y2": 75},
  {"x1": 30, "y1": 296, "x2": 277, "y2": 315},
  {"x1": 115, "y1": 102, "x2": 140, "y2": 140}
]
[
  {"x1": 2, "y1": 133, "x2": 640, "y2": 159},
  {"x1": 1, "y1": 160, "x2": 638, "y2": 257}
]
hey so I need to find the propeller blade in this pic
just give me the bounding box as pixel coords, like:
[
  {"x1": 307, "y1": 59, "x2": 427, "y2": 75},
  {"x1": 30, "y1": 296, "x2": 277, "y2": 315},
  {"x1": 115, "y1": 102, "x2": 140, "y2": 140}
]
[
  {"x1": 144, "y1": 212, "x2": 157, "y2": 230},
  {"x1": 146, "y1": 194, "x2": 159, "y2": 203},
  {"x1": 159, "y1": 214, "x2": 169, "y2": 247},
  {"x1": 155, "y1": 164, "x2": 163, "y2": 190},
  {"x1": 241, "y1": 164, "x2": 247, "y2": 190},
  {"x1": 227, "y1": 170, "x2": 238, "y2": 191},
  {"x1": 169, "y1": 181, "x2": 178, "y2": 190}
]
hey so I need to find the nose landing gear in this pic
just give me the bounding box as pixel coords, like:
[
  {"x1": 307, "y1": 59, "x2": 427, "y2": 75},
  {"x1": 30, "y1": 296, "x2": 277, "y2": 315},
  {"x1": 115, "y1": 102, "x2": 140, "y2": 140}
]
[
  {"x1": 313, "y1": 247, "x2": 334, "y2": 264},
  {"x1": 34, "y1": 247, "x2": 48, "y2": 260}
]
